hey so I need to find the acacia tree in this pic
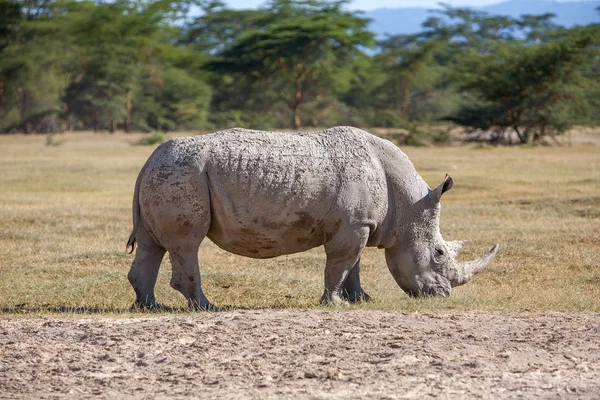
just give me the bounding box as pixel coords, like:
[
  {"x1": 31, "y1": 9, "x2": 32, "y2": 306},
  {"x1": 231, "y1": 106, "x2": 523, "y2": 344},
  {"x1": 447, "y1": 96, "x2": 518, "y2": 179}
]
[
  {"x1": 62, "y1": 0, "x2": 212, "y2": 132},
  {"x1": 420, "y1": 6, "x2": 518, "y2": 60},
  {"x1": 209, "y1": 0, "x2": 373, "y2": 128},
  {"x1": 175, "y1": 0, "x2": 269, "y2": 54},
  {"x1": 368, "y1": 6, "x2": 544, "y2": 129},
  {"x1": 449, "y1": 29, "x2": 598, "y2": 144},
  {"x1": 64, "y1": 0, "x2": 166, "y2": 132},
  {"x1": 374, "y1": 38, "x2": 444, "y2": 123}
]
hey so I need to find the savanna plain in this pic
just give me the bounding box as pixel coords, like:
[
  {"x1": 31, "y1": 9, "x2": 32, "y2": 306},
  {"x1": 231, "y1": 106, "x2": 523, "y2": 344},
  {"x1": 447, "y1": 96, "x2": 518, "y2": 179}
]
[{"x1": 0, "y1": 129, "x2": 598, "y2": 398}]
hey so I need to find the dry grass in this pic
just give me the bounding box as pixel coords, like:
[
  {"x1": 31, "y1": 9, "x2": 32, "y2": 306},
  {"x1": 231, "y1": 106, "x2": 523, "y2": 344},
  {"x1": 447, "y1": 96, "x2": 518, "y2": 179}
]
[{"x1": 0, "y1": 130, "x2": 598, "y2": 316}]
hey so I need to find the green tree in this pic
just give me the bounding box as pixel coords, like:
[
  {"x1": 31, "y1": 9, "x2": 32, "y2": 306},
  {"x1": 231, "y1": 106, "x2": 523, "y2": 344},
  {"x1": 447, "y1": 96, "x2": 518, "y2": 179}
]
[
  {"x1": 420, "y1": 5, "x2": 517, "y2": 59},
  {"x1": 374, "y1": 39, "x2": 444, "y2": 123},
  {"x1": 209, "y1": 0, "x2": 373, "y2": 128},
  {"x1": 176, "y1": 0, "x2": 269, "y2": 54},
  {"x1": 449, "y1": 29, "x2": 598, "y2": 144},
  {"x1": 64, "y1": 0, "x2": 163, "y2": 131},
  {"x1": 62, "y1": 0, "x2": 211, "y2": 132}
]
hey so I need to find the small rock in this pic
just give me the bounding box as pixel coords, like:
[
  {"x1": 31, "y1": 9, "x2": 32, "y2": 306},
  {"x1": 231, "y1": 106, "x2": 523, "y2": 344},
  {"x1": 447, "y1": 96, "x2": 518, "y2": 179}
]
[
  {"x1": 98, "y1": 354, "x2": 114, "y2": 362},
  {"x1": 325, "y1": 368, "x2": 342, "y2": 380},
  {"x1": 304, "y1": 371, "x2": 318, "y2": 379}
]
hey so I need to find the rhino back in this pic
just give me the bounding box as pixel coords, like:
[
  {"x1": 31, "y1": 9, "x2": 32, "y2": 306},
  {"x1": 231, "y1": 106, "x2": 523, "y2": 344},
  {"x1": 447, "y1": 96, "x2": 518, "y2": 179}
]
[{"x1": 205, "y1": 127, "x2": 378, "y2": 205}]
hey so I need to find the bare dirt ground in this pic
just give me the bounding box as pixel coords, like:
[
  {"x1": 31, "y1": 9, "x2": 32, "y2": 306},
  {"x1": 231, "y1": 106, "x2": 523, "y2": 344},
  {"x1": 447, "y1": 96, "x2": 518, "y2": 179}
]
[{"x1": 1, "y1": 311, "x2": 598, "y2": 399}]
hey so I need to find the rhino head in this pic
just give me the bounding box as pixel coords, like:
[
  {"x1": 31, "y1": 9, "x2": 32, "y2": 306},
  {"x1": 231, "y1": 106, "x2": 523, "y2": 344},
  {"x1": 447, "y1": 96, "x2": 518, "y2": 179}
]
[{"x1": 385, "y1": 175, "x2": 498, "y2": 298}]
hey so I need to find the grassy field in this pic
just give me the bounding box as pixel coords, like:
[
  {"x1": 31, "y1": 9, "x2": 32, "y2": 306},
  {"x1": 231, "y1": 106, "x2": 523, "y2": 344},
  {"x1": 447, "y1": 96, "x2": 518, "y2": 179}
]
[{"x1": 0, "y1": 130, "x2": 598, "y2": 315}]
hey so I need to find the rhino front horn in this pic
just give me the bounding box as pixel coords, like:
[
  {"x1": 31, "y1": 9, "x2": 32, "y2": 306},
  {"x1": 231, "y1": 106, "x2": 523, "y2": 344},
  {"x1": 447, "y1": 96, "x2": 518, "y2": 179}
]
[{"x1": 448, "y1": 244, "x2": 499, "y2": 287}]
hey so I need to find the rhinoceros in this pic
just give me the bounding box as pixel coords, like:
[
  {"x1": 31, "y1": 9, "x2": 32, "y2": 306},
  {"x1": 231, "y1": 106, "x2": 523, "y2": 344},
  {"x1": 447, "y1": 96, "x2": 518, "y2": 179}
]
[{"x1": 126, "y1": 126, "x2": 498, "y2": 309}]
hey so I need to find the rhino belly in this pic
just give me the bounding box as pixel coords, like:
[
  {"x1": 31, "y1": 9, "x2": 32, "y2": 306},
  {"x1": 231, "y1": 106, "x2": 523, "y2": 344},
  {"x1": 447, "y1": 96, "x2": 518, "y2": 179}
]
[
  {"x1": 204, "y1": 165, "x2": 334, "y2": 258},
  {"x1": 206, "y1": 208, "x2": 324, "y2": 259}
]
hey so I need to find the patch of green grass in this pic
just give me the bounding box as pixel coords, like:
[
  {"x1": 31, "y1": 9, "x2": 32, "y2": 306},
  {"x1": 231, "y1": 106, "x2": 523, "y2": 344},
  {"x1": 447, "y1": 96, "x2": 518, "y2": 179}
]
[
  {"x1": 0, "y1": 130, "x2": 599, "y2": 316},
  {"x1": 45, "y1": 133, "x2": 66, "y2": 147}
]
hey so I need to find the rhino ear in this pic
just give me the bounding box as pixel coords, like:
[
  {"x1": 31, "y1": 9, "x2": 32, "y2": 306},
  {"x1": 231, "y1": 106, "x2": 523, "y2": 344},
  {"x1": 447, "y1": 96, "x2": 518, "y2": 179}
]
[{"x1": 431, "y1": 174, "x2": 453, "y2": 203}]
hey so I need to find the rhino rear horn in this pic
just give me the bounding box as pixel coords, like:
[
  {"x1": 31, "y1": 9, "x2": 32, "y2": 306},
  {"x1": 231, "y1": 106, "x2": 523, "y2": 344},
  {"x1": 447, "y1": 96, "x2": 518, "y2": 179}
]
[{"x1": 446, "y1": 240, "x2": 466, "y2": 258}]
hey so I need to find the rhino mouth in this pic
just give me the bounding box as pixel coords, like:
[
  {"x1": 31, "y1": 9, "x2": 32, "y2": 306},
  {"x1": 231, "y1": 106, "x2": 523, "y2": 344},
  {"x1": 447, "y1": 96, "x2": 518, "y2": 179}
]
[
  {"x1": 406, "y1": 286, "x2": 450, "y2": 298},
  {"x1": 404, "y1": 277, "x2": 451, "y2": 298}
]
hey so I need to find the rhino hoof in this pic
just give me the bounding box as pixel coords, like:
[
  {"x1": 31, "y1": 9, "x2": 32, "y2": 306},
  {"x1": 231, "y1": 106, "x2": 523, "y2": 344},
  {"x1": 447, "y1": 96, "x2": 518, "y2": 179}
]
[
  {"x1": 189, "y1": 300, "x2": 220, "y2": 312},
  {"x1": 319, "y1": 295, "x2": 350, "y2": 307},
  {"x1": 130, "y1": 301, "x2": 162, "y2": 311},
  {"x1": 342, "y1": 290, "x2": 372, "y2": 303}
]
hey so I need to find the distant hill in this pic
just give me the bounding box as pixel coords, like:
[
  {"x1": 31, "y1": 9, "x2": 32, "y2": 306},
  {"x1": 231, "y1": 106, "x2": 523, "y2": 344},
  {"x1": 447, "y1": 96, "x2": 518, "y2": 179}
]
[{"x1": 364, "y1": 0, "x2": 600, "y2": 37}]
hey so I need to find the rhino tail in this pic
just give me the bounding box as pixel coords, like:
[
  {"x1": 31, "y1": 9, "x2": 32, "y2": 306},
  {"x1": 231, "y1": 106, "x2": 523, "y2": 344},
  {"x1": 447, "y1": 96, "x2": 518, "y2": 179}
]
[
  {"x1": 126, "y1": 232, "x2": 136, "y2": 254},
  {"x1": 126, "y1": 160, "x2": 149, "y2": 254}
]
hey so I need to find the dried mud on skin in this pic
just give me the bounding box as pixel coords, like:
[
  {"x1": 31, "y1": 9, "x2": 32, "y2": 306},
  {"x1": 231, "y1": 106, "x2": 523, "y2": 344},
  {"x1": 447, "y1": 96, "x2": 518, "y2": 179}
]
[{"x1": 0, "y1": 311, "x2": 598, "y2": 399}]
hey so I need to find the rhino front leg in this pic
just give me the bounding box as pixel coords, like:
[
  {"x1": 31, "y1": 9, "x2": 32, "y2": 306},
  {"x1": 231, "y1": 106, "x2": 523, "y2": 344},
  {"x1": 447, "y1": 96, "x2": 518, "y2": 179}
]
[
  {"x1": 341, "y1": 259, "x2": 371, "y2": 303},
  {"x1": 320, "y1": 226, "x2": 369, "y2": 305},
  {"x1": 169, "y1": 248, "x2": 217, "y2": 311},
  {"x1": 320, "y1": 257, "x2": 358, "y2": 305}
]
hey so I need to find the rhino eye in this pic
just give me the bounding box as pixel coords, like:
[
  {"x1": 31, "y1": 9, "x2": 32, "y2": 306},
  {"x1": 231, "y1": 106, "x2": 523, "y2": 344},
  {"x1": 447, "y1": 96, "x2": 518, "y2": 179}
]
[{"x1": 435, "y1": 248, "x2": 445, "y2": 257}]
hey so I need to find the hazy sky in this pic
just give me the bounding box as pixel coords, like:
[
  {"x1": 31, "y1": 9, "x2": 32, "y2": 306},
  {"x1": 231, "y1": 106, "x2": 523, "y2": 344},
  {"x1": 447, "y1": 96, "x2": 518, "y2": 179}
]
[{"x1": 226, "y1": 0, "x2": 589, "y2": 11}]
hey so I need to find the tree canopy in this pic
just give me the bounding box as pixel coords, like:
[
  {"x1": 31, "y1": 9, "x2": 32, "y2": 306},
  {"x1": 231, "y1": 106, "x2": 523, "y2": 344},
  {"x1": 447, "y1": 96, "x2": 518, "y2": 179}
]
[
  {"x1": 449, "y1": 29, "x2": 598, "y2": 143},
  {"x1": 0, "y1": 0, "x2": 598, "y2": 143}
]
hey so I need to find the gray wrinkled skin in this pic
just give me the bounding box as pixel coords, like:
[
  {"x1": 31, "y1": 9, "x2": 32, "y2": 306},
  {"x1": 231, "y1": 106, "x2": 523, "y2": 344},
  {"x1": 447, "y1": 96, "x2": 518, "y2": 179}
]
[{"x1": 127, "y1": 126, "x2": 498, "y2": 309}]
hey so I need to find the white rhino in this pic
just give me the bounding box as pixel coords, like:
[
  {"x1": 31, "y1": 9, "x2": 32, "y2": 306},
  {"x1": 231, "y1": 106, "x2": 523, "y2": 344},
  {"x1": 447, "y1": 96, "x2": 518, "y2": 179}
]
[{"x1": 127, "y1": 126, "x2": 498, "y2": 309}]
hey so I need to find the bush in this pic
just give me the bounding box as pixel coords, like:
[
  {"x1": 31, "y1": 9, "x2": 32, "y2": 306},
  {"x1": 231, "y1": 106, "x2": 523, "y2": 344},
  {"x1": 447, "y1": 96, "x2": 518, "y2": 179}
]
[{"x1": 134, "y1": 132, "x2": 168, "y2": 146}]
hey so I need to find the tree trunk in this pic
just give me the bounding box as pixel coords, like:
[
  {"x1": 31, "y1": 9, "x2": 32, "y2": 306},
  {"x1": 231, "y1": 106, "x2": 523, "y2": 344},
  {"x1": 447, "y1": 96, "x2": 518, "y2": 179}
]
[
  {"x1": 513, "y1": 125, "x2": 526, "y2": 144},
  {"x1": 293, "y1": 76, "x2": 303, "y2": 129},
  {"x1": 94, "y1": 112, "x2": 99, "y2": 133},
  {"x1": 534, "y1": 125, "x2": 545, "y2": 143},
  {"x1": 125, "y1": 84, "x2": 133, "y2": 133},
  {"x1": 18, "y1": 84, "x2": 30, "y2": 133},
  {"x1": 109, "y1": 119, "x2": 116, "y2": 133},
  {"x1": 0, "y1": 79, "x2": 5, "y2": 113},
  {"x1": 401, "y1": 84, "x2": 409, "y2": 120},
  {"x1": 293, "y1": 104, "x2": 301, "y2": 129}
]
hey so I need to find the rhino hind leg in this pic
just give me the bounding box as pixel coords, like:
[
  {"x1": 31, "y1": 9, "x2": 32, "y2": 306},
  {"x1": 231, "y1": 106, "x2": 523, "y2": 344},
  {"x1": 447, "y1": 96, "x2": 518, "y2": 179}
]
[
  {"x1": 341, "y1": 259, "x2": 371, "y2": 303},
  {"x1": 140, "y1": 167, "x2": 215, "y2": 310},
  {"x1": 128, "y1": 227, "x2": 166, "y2": 309},
  {"x1": 168, "y1": 246, "x2": 217, "y2": 311}
]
